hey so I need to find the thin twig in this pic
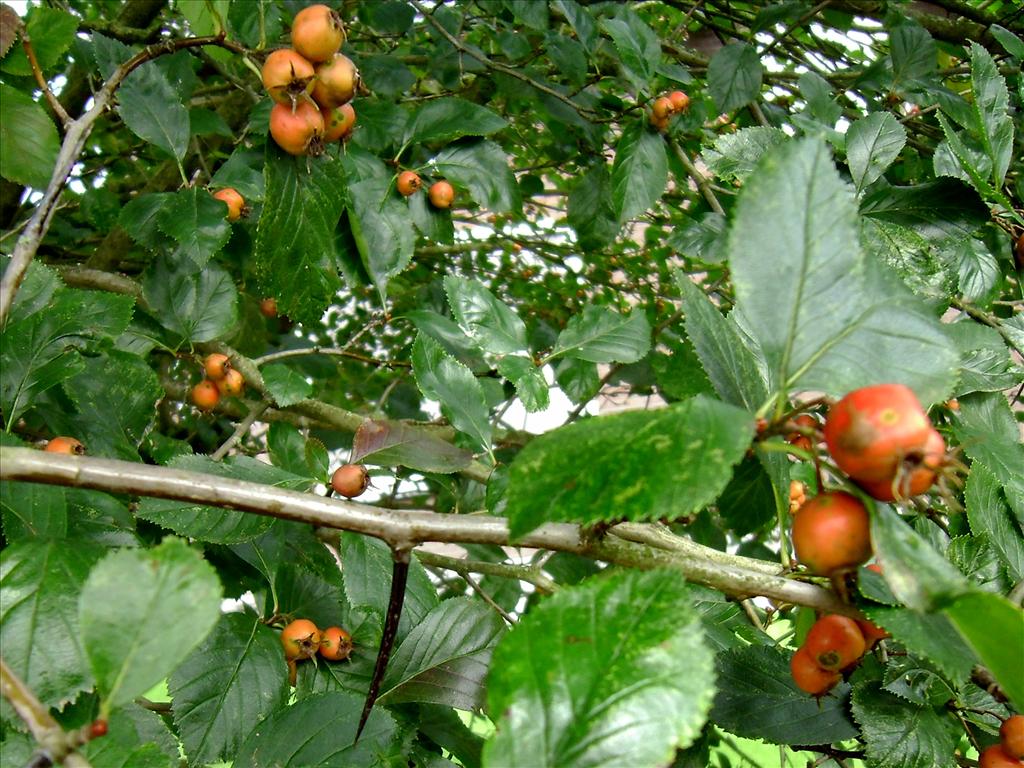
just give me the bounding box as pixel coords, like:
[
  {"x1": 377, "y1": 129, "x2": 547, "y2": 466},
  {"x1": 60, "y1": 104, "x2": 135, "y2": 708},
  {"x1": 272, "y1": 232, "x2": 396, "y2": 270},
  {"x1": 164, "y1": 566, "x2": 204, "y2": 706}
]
[
  {"x1": 462, "y1": 572, "x2": 517, "y2": 624},
  {"x1": 415, "y1": 548, "x2": 558, "y2": 593},
  {"x1": 210, "y1": 401, "x2": 269, "y2": 461},
  {"x1": 669, "y1": 139, "x2": 726, "y2": 215},
  {"x1": 22, "y1": 34, "x2": 70, "y2": 126}
]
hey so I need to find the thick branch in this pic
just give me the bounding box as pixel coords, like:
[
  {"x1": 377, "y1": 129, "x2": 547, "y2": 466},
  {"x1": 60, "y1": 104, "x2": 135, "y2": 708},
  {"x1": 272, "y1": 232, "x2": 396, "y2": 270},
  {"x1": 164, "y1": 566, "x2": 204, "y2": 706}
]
[{"x1": 0, "y1": 447, "x2": 854, "y2": 616}]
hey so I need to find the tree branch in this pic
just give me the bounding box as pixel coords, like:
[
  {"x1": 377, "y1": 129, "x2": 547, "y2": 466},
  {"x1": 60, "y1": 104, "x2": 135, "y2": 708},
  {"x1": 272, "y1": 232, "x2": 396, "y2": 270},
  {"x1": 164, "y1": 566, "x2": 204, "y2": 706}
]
[
  {"x1": 0, "y1": 447, "x2": 856, "y2": 616},
  {"x1": 0, "y1": 34, "x2": 246, "y2": 327}
]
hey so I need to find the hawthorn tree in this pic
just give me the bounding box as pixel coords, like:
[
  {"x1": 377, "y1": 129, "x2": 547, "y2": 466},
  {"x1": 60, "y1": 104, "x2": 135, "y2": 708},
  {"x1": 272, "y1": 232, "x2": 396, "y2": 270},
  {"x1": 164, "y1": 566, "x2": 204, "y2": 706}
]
[{"x1": 1, "y1": 0, "x2": 1023, "y2": 766}]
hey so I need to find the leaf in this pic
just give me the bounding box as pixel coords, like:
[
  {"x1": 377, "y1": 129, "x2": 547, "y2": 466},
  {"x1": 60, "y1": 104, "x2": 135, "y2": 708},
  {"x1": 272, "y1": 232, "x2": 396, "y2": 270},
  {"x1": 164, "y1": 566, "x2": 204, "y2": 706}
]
[
  {"x1": 0, "y1": 85, "x2": 59, "y2": 189},
  {"x1": 142, "y1": 258, "x2": 238, "y2": 344},
  {"x1": 0, "y1": 474, "x2": 67, "y2": 540},
  {"x1": 339, "y1": 532, "x2": 438, "y2": 638},
  {"x1": 137, "y1": 455, "x2": 310, "y2": 543},
  {"x1": 851, "y1": 682, "x2": 959, "y2": 768},
  {"x1": 233, "y1": 692, "x2": 403, "y2": 767},
  {"x1": 80, "y1": 537, "x2": 222, "y2": 708},
  {"x1": 0, "y1": 541, "x2": 103, "y2": 708},
  {"x1": 484, "y1": 570, "x2": 715, "y2": 768},
  {"x1": 967, "y1": 42, "x2": 1013, "y2": 187},
  {"x1": 117, "y1": 60, "x2": 190, "y2": 160},
  {"x1": 409, "y1": 190, "x2": 454, "y2": 244},
  {"x1": 944, "y1": 592, "x2": 1024, "y2": 709},
  {"x1": 505, "y1": 395, "x2": 754, "y2": 538},
  {"x1": 990, "y1": 24, "x2": 1024, "y2": 58},
  {"x1": 261, "y1": 363, "x2": 313, "y2": 407},
  {"x1": 702, "y1": 127, "x2": 788, "y2": 183},
  {"x1": 82, "y1": 708, "x2": 178, "y2": 768},
  {"x1": 953, "y1": 392, "x2": 1024, "y2": 522},
  {"x1": 551, "y1": 305, "x2": 651, "y2": 364},
  {"x1": 254, "y1": 150, "x2": 347, "y2": 325},
  {"x1": 0, "y1": 288, "x2": 134, "y2": 426},
  {"x1": 567, "y1": 163, "x2": 619, "y2": 249},
  {"x1": 0, "y1": 6, "x2": 76, "y2": 75},
  {"x1": 432, "y1": 139, "x2": 521, "y2": 214},
  {"x1": 347, "y1": 174, "x2": 416, "y2": 303},
  {"x1": 965, "y1": 464, "x2": 1024, "y2": 582},
  {"x1": 707, "y1": 43, "x2": 763, "y2": 112},
  {"x1": 211, "y1": 148, "x2": 265, "y2": 201},
  {"x1": 676, "y1": 274, "x2": 770, "y2": 411},
  {"x1": 847, "y1": 112, "x2": 907, "y2": 194},
  {"x1": 412, "y1": 334, "x2": 493, "y2": 453},
  {"x1": 859, "y1": 179, "x2": 988, "y2": 243},
  {"x1": 601, "y1": 7, "x2": 661, "y2": 92},
  {"x1": 155, "y1": 187, "x2": 232, "y2": 267},
  {"x1": 728, "y1": 136, "x2": 957, "y2": 405},
  {"x1": 62, "y1": 352, "x2": 163, "y2": 461},
  {"x1": 871, "y1": 504, "x2": 970, "y2": 612},
  {"x1": 611, "y1": 123, "x2": 668, "y2": 224},
  {"x1": 378, "y1": 597, "x2": 505, "y2": 710},
  {"x1": 351, "y1": 419, "x2": 473, "y2": 474},
  {"x1": 862, "y1": 607, "x2": 976, "y2": 682},
  {"x1": 716, "y1": 455, "x2": 777, "y2": 536},
  {"x1": 405, "y1": 97, "x2": 507, "y2": 144},
  {"x1": 444, "y1": 276, "x2": 528, "y2": 355},
  {"x1": 407, "y1": 309, "x2": 487, "y2": 371},
  {"x1": 888, "y1": 22, "x2": 937, "y2": 87},
  {"x1": 710, "y1": 645, "x2": 858, "y2": 745},
  {"x1": 168, "y1": 614, "x2": 290, "y2": 765},
  {"x1": 496, "y1": 355, "x2": 550, "y2": 412}
]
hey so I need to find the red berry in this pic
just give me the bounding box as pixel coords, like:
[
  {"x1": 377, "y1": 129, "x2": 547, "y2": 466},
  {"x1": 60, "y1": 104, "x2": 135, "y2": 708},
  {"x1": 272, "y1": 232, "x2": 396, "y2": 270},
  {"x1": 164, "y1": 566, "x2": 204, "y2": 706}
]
[
  {"x1": 856, "y1": 428, "x2": 945, "y2": 501},
  {"x1": 803, "y1": 614, "x2": 866, "y2": 671},
  {"x1": 1002, "y1": 715, "x2": 1024, "y2": 760},
  {"x1": 212, "y1": 188, "x2": 245, "y2": 221},
  {"x1": 191, "y1": 380, "x2": 221, "y2": 411},
  {"x1": 824, "y1": 384, "x2": 934, "y2": 483},
  {"x1": 790, "y1": 645, "x2": 840, "y2": 696},
  {"x1": 319, "y1": 626, "x2": 353, "y2": 661},
  {"x1": 291, "y1": 4, "x2": 345, "y2": 63},
  {"x1": 331, "y1": 464, "x2": 369, "y2": 498},
  {"x1": 204, "y1": 353, "x2": 231, "y2": 380},
  {"x1": 791, "y1": 491, "x2": 872, "y2": 576},
  {"x1": 979, "y1": 744, "x2": 1024, "y2": 768},
  {"x1": 262, "y1": 48, "x2": 316, "y2": 105},
  {"x1": 428, "y1": 180, "x2": 455, "y2": 209},
  {"x1": 669, "y1": 90, "x2": 690, "y2": 112},
  {"x1": 45, "y1": 436, "x2": 85, "y2": 455},
  {"x1": 89, "y1": 719, "x2": 108, "y2": 738},
  {"x1": 396, "y1": 171, "x2": 422, "y2": 196},
  {"x1": 281, "y1": 619, "x2": 321, "y2": 660},
  {"x1": 269, "y1": 100, "x2": 325, "y2": 156}
]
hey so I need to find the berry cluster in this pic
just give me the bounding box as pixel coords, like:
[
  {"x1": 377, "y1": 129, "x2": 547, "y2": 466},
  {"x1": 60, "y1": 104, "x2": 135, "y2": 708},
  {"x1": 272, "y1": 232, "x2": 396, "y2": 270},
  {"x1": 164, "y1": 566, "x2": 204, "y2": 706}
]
[
  {"x1": 280, "y1": 618, "x2": 353, "y2": 685},
  {"x1": 649, "y1": 90, "x2": 690, "y2": 132},
  {"x1": 262, "y1": 4, "x2": 358, "y2": 156},
  {"x1": 192, "y1": 353, "x2": 245, "y2": 412},
  {"x1": 790, "y1": 600, "x2": 888, "y2": 696},
  {"x1": 397, "y1": 171, "x2": 455, "y2": 210},
  {"x1": 980, "y1": 715, "x2": 1024, "y2": 767}
]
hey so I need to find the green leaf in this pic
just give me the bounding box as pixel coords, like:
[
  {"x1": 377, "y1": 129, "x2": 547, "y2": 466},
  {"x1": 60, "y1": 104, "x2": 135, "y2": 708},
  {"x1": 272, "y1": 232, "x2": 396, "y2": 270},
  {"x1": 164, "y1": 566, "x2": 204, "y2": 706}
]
[
  {"x1": 412, "y1": 334, "x2": 493, "y2": 453},
  {"x1": 851, "y1": 682, "x2": 959, "y2": 768},
  {"x1": 0, "y1": 288, "x2": 134, "y2": 426},
  {"x1": 944, "y1": 592, "x2": 1024, "y2": 709},
  {"x1": 63, "y1": 352, "x2": 163, "y2": 461},
  {"x1": 406, "y1": 97, "x2": 507, "y2": 144},
  {"x1": 716, "y1": 455, "x2": 776, "y2": 536},
  {"x1": 119, "y1": 192, "x2": 176, "y2": 251},
  {"x1": 554, "y1": 357, "x2": 600, "y2": 404},
  {"x1": 611, "y1": 123, "x2": 667, "y2": 224},
  {"x1": 233, "y1": 692, "x2": 403, "y2": 767},
  {"x1": 847, "y1": 112, "x2": 907, "y2": 194},
  {"x1": 0, "y1": 6, "x2": 76, "y2": 75},
  {"x1": 966, "y1": 464, "x2": 1024, "y2": 582},
  {"x1": 567, "y1": 163, "x2": 619, "y2": 249},
  {"x1": 871, "y1": 505, "x2": 970, "y2": 612},
  {"x1": 728, "y1": 136, "x2": 957, "y2": 406},
  {"x1": 710, "y1": 645, "x2": 858, "y2": 744},
  {"x1": 339, "y1": 532, "x2": 439, "y2": 636},
  {"x1": 953, "y1": 392, "x2": 1024, "y2": 522},
  {"x1": 676, "y1": 274, "x2": 770, "y2": 410},
  {"x1": 0, "y1": 85, "x2": 59, "y2": 189},
  {"x1": 0, "y1": 540, "x2": 103, "y2": 708},
  {"x1": 432, "y1": 139, "x2": 521, "y2": 214},
  {"x1": 254, "y1": 151, "x2": 347, "y2": 325},
  {"x1": 496, "y1": 355, "x2": 550, "y2": 412},
  {"x1": 888, "y1": 22, "x2": 937, "y2": 87},
  {"x1": 444, "y1": 276, "x2": 528, "y2": 355},
  {"x1": 407, "y1": 308, "x2": 487, "y2": 371},
  {"x1": 261, "y1": 363, "x2": 313, "y2": 407},
  {"x1": 117, "y1": 61, "x2": 190, "y2": 160},
  {"x1": 351, "y1": 418, "x2": 473, "y2": 474},
  {"x1": 990, "y1": 24, "x2": 1024, "y2": 58},
  {"x1": 156, "y1": 187, "x2": 232, "y2": 267},
  {"x1": 553, "y1": 0, "x2": 598, "y2": 53},
  {"x1": 80, "y1": 537, "x2": 222, "y2": 709},
  {"x1": 82, "y1": 708, "x2": 178, "y2": 768},
  {"x1": 142, "y1": 258, "x2": 238, "y2": 344},
  {"x1": 967, "y1": 42, "x2": 1013, "y2": 187},
  {"x1": 601, "y1": 8, "x2": 661, "y2": 92},
  {"x1": 137, "y1": 455, "x2": 310, "y2": 543},
  {"x1": 169, "y1": 614, "x2": 290, "y2": 765},
  {"x1": 4, "y1": 258, "x2": 59, "y2": 327},
  {"x1": 505, "y1": 395, "x2": 754, "y2": 538},
  {"x1": 409, "y1": 190, "x2": 454, "y2": 244},
  {"x1": 378, "y1": 597, "x2": 504, "y2": 710},
  {"x1": 484, "y1": 570, "x2": 714, "y2": 768},
  {"x1": 1, "y1": 475, "x2": 67, "y2": 540},
  {"x1": 347, "y1": 174, "x2": 415, "y2": 303},
  {"x1": 551, "y1": 305, "x2": 651, "y2": 364},
  {"x1": 859, "y1": 179, "x2": 988, "y2": 243},
  {"x1": 650, "y1": 340, "x2": 714, "y2": 402},
  {"x1": 211, "y1": 149, "x2": 265, "y2": 202},
  {"x1": 707, "y1": 43, "x2": 763, "y2": 112},
  {"x1": 702, "y1": 127, "x2": 788, "y2": 183},
  {"x1": 863, "y1": 606, "x2": 975, "y2": 681}
]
